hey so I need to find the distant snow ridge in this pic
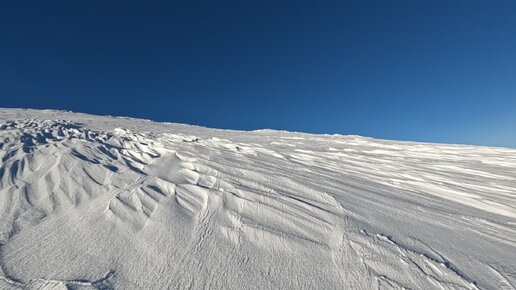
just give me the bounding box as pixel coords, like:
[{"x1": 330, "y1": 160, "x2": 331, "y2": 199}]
[{"x1": 0, "y1": 109, "x2": 515, "y2": 289}]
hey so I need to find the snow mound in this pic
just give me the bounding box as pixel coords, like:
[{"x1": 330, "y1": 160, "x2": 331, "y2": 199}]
[{"x1": 0, "y1": 109, "x2": 515, "y2": 289}]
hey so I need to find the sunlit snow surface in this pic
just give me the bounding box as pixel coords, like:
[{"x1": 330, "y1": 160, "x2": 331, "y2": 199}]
[{"x1": 0, "y1": 109, "x2": 515, "y2": 289}]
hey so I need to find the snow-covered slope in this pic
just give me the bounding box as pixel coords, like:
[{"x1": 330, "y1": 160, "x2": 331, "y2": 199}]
[{"x1": 0, "y1": 109, "x2": 515, "y2": 290}]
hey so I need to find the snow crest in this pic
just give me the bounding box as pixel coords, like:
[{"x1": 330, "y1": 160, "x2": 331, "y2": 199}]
[{"x1": 0, "y1": 109, "x2": 515, "y2": 289}]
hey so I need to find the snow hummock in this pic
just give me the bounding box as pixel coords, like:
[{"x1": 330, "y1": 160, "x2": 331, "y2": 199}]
[{"x1": 0, "y1": 109, "x2": 515, "y2": 289}]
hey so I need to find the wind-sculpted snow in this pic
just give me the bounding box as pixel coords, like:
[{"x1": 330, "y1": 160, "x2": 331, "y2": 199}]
[{"x1": 0, "y1": 109, "x2": 515, "y2": 289}]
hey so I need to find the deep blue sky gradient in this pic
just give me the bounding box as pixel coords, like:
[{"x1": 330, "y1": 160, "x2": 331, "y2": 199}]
[{"x1": 1, "y1": 1, "x2": 515, "y2": 147}]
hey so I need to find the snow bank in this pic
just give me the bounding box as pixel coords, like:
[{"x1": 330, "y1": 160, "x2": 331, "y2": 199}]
[{"x1": 0, "y1": 109, "x2": 515, "y2": 289}]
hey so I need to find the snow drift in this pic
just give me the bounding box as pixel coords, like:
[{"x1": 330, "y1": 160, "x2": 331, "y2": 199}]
[{"x1": 0, "y1": 109, "x2": 515, "y2": 289}]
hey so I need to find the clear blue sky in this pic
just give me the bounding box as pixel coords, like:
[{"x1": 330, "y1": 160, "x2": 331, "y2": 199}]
[{"x1": 1, "y1": 1, "x2": 515, "y2": 147}]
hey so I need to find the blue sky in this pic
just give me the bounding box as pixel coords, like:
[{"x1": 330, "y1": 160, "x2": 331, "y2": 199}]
[{"x1": 1, "y1": 1, "x2": 515, "y2": 147}]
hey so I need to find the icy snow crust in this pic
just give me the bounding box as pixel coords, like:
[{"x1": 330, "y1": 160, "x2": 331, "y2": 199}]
[{"x1": 0, "y1": 109, "x2": 515, "y2": 290}]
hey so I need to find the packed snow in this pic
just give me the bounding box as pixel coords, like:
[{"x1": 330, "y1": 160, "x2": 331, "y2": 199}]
[{"x1": 0, "y1": 109, "x2": 515, "y2": 289}]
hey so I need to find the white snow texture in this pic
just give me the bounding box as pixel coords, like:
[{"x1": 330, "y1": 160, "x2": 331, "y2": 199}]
[{"x1": 0, "y1": 109, "x2": 515, "y2": 289}]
